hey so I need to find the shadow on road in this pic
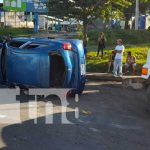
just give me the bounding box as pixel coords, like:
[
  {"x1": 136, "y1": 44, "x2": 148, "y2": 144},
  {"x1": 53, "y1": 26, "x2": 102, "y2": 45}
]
[{"x1": 1, "y1": 82, "x2": 150, "y2": 150}]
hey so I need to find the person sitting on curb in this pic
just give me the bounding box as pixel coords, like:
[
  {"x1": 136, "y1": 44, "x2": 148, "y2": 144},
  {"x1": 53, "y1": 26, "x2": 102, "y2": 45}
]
[
  {"x1": 108, "y1": 51, "x2": 116, "y2": 73},
  {"x1": 125, "y1": 51, "x2": 136, "y2": 75}
]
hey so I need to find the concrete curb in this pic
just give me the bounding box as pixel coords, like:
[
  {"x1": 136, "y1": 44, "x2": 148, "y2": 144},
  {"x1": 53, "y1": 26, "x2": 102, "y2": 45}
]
[
  {"x1": 86, "y1": 73, "x2": 145, "y2": 89},
  {"x1": 86, "y1": 73, "x2": 122, "y2": 82}
]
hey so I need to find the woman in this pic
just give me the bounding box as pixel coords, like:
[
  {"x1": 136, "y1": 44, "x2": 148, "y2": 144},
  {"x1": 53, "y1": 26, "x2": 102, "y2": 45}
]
[
  {"x1": 97, "y1": 32, "x2": 106, "y2": 58},
  {"x1": 83, "y1": 34, "x2": 88, "y2": 58},
  {"x1": 125, "y1": 51, "x2": 136, "y2": 74}
]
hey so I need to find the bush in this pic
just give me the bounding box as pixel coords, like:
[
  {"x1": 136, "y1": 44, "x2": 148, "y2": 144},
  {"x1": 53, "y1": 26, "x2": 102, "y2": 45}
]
[
  {"x1": 87, "y1": 29, "x2": 150, "y2": 46},
  {"x1": 0, "y1": 27, "x2": 34, "y2": 37}
]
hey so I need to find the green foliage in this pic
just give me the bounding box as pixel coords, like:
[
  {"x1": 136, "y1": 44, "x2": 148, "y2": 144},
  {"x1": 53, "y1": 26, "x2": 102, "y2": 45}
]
[
  {"x1": 140, "y1": 0, "x2": 150, "y2": 3},
  {"x1": 48, "y1": 0, "x2": 72, "y2": 19},
  {"x1": 87, "y1": 29, "x2": 150, "y2": 46},
  {"x1": 48, "y1": 0, "x2": 132, "y2": 40},
  {"x1": 0, "y1": 27, "x2": 34, "y2": 37},
  {"x1": 48, "y1": 0, "x2": 132, "y2": 21}
]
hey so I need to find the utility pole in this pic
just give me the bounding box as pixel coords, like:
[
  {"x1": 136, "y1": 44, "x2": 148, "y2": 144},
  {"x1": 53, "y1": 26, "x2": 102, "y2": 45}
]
[
  {"x1": 4, "y1": 11, "x2": 6, "y2": 28},
  {"x1": 135, "y1": 0, "x2": 139, "y2": 30}
]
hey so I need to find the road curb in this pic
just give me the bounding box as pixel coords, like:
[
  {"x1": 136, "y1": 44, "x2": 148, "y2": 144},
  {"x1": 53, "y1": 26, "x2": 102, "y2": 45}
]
[
  {"x1": 86, "y1": 73, "x2": 122, "y2": 82},
  {"x1": 86, "y1": 72, "x2": 145, "y2": 89}
]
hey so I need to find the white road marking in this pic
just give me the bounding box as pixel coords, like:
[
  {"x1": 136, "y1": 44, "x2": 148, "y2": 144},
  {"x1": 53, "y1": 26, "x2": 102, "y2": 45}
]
[
  {"x1": 0, "y1": 102, "x2": 76, "y2": 124},
  {"x1": 0, "y1": 115, "x2": 6, "y2": 118}
]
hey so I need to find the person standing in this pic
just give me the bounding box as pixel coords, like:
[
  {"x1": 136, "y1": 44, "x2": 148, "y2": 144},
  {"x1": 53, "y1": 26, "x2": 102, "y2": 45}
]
[
  {"x1": 97, "y1": 32, "x2": 106, "y2": 58},
  {"x1": 113, "y1": 39, "x2": 125, "y2": 77},
  {"x1": 83, "y1": 34, "x2": 88, "y2": 58}
]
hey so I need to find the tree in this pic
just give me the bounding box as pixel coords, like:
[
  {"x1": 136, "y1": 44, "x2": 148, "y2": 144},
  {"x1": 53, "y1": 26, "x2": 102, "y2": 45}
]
[{"x1": 48, "y1": 0, "x2": 132, "y2": 40}]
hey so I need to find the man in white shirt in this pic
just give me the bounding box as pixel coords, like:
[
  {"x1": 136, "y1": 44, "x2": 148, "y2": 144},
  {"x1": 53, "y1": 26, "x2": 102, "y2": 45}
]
[{"x1": 113, "y1": 39, "x2": 125, "y2": 77}]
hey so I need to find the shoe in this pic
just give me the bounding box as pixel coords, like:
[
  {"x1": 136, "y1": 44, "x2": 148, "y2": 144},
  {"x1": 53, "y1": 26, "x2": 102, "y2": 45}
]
[
  {"x1": 85, "y1": 79, "x2": 89, "y2": 82},
  {"x1": 118, "y1": 75, "x2": 123, "y2": 78},
  {"x1": 113, "y1": 74, "x2": 117, "y2": 77}
]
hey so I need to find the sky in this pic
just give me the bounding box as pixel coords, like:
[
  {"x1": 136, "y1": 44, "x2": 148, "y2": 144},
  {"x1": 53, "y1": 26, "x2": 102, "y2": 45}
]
[{"x1": 0, "y1": 0, "x2": 3, "y2": 3}]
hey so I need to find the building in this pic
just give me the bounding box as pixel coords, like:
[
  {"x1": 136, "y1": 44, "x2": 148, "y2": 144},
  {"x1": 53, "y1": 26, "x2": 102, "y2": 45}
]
[{"x1": 0, "y1": 10, "x2": 63, "y2": 29}]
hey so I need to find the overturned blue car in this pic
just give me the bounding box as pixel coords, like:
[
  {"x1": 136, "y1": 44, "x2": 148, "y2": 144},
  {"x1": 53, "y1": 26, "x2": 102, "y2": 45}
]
[{"x1": 0, "y1": 37, "x2": 86, "y2": 94}]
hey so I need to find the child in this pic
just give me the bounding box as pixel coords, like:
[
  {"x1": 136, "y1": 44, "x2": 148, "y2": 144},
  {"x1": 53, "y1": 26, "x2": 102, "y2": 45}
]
[{"x1": 108, "y1": 51, "x2": 116, "y2": 73}]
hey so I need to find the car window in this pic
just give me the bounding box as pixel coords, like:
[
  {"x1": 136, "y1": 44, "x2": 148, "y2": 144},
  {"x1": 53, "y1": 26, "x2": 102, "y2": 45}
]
[
  {"x1": 8, "y1": 40, "x2": 26, "y2": 48},
  {"x1": 23, "y1": 44, "x2": 40, "y2": 49},
  {"x1": 22, "y1": 43, "x2": 47, "y2": 49}
]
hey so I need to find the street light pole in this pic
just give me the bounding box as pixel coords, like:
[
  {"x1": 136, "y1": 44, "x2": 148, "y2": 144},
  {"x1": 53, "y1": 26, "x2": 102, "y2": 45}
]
[{"x1": 135, "y1": 0, "x2": 139, "y2": 30}]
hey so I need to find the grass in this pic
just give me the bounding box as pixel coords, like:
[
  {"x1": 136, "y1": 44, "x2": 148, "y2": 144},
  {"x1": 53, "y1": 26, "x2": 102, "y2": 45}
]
[
  {"x1": 85, "y1": 29, "x2": 150, "y2": 74},
  {"x1": 87, "y1": 44, "x2": 150, "y2": 74}
]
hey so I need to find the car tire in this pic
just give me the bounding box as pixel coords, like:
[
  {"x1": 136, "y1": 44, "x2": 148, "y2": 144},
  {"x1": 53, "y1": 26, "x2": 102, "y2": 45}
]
[{"x1": 147, "y1": 84, "x2": 150, "y2": 100}]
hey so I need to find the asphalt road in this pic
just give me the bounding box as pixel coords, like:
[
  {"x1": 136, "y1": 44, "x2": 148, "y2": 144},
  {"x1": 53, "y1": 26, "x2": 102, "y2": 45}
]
[{"x1": 0, "y1": 81, "x2": 150, "y2": 150}]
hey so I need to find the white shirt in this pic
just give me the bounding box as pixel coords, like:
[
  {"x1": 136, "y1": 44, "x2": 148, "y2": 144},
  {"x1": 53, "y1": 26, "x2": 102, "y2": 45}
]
[{"x1": 115, "y1": 45, "x2": 125, "y2": 60}]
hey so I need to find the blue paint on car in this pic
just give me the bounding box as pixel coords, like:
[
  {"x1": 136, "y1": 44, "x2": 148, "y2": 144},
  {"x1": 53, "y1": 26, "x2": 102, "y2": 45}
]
[{"x1": 1, "y1": 38, "x2": 86, "y2": 94}]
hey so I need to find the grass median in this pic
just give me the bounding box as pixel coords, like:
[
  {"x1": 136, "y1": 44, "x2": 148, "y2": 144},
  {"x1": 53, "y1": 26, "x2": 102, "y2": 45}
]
[{"x1": 87, "y1": 44, "x2": 150, "y2": 74}]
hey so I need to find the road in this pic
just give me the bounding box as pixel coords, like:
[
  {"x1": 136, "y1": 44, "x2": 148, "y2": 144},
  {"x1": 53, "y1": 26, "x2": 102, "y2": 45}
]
[{"x1": 0, "y1": 81, "x2": 150, "y2": 150}]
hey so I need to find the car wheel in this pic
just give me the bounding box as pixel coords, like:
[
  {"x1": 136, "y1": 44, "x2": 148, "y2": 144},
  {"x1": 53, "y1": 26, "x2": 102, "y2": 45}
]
[{"x1": 147, "y1": 84, "x2": 150, "y2": 100}]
